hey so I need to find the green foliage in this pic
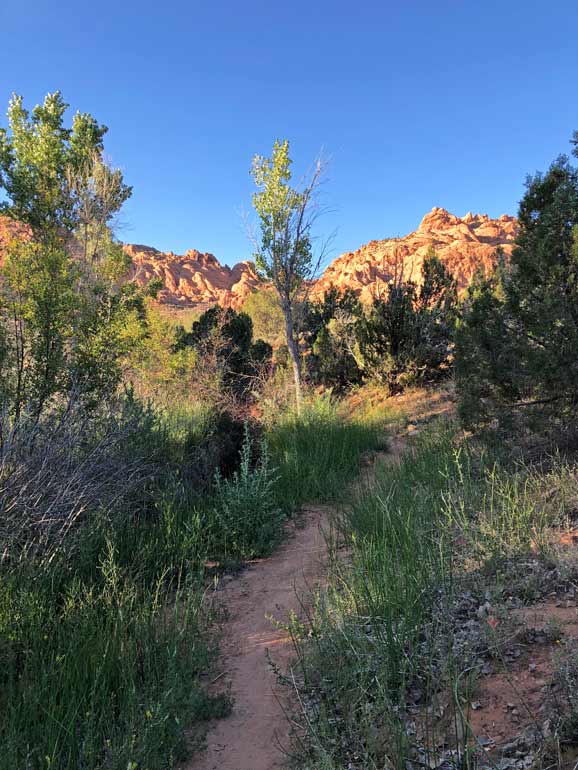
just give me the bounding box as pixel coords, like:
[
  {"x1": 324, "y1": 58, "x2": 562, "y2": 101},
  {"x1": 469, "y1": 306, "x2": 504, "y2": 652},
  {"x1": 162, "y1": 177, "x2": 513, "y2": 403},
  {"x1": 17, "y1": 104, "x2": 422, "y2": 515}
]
[
  {"x1": 0, "y1": 92, "x2": 156, "y2": 418},
  {"x1": 0, "y1": 385, "x2": 384, "y2": 768},
  {"x1": 0, "y1": 564, "x2": 223, "y2": 770},
  {"x1": 209, "y1": 427, "x2": 282, "y2": 559},
  {"x1": 306, "y1": 287, "x2": 363, "y2": 389},
  {"x1": 456, "y1": 138, "x2": 578, "y2": 434},
  {"x1": 0, "y1": 91, "x2": 131, "y2": 238},
  {"x1": 303, "y1": 258, "x2": 457, "y2": 394},
  {"x1": 355, "y1": 252, "x2": 457, "y2": 393},
  {"x1": 240, "y1": 288, "x2": 286, "y2": 347},
  {"x1": 291, "y1": 421, "x2": 569, "y2": 769},
  {"x1": 251, "y1": 139, "x2": 314, "y2": 293},
  {"x1": 251, "y1": 139, "x2": 324, "y2": 408},
  {"x1": 174, "y1": 305, "x2": 272, "y2": 402},
  {"x1": 0, "y1": 399, "x2": 231, "y2": 770},
  {"x1": 266, "y1": 395, "x2": 380, "y2": 512}
]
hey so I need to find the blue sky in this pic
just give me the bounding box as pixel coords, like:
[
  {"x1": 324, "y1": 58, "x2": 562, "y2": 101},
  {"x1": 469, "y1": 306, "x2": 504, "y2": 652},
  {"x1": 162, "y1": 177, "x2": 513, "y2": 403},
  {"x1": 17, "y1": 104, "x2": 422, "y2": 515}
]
[{"x1": 1, "y1": 1, "x2": 577, "y2": 267}]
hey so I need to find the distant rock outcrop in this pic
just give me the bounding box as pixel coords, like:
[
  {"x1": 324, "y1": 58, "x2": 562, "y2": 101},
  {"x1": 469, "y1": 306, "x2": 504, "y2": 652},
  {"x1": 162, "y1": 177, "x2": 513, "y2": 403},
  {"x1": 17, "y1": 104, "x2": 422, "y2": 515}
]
[
  {"x1": 0, "y1": 216, "x2": 31, "y2": 259},
  {"x1": 125, "y1": 244, "x2": 262, "y2": 309},
  {"x1": 312, "y1": 207, "x2": 517, "y2": 303},
  {"x1": 0, "y1": 208, "x2": 518, "y2": 309}
]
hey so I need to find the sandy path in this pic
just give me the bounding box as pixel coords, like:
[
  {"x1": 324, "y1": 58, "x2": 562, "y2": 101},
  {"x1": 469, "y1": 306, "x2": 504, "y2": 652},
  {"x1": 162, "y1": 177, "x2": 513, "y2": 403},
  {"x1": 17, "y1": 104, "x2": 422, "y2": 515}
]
[
  {"x1": 188, "y1": 430, "x2": 410, "y2": 770},
  {"x1": 189, "y1": 503, "x2": 332, "y2": 770}
]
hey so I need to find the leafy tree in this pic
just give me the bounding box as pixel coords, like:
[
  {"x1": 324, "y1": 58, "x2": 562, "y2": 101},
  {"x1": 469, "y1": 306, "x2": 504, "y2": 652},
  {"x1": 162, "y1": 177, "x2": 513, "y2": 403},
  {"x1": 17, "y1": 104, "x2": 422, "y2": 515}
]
[
  {"x1": 0, "y1": 92, "x2": 130, "y2": 240},
  {"x1": 240, "y1": 288, "x2": 286, "y2": 347},
  {"x1": 251, "y1": 139, "x2": 325, "y2": 411},
  {"x1": 456, "y1": 139, "x2": 578, "y2": 434},
  {"x1": 174, "y1": 306, "x2": 272, "y2": 405},
  {"x1": 0, "y1": 91, "x2": 148, "y2": 418}
]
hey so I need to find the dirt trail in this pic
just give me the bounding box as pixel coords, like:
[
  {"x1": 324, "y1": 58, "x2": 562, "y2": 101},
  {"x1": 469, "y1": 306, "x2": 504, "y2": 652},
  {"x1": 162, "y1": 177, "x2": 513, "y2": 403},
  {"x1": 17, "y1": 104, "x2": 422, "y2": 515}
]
[
  {"x1": 188, "y1": 430, "x2": 409, "y2": 770},
  {"x1": 189, "y1": 503, "x2": 332, "y2": 770}
]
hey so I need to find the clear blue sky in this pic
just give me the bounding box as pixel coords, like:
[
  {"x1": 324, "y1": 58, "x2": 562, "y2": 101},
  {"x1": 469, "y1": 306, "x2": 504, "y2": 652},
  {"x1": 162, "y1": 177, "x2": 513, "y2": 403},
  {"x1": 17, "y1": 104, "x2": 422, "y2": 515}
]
[{"x1": 1, "y1": 1, "x2": 577, "y2": 267}]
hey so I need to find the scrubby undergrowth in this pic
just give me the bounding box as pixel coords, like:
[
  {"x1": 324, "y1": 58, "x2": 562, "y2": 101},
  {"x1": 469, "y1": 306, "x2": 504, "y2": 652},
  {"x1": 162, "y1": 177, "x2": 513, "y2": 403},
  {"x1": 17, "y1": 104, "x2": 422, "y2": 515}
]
[
  {"x1": 0, "y1": 393, "x2": 380, "y2": 770},
  {"x1": 290, "y1": 406, "x2": 578, "y2": 770}
]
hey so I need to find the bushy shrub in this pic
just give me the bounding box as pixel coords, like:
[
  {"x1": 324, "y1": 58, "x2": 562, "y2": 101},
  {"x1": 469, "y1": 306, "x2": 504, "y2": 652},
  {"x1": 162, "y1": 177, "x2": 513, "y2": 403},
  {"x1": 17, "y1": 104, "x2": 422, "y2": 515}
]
[
  {"x1": 356, "y1": 252, "x2": 457, "y2": 393},
  {"x1": 306, "y1": 254, "x2": 457, "y2": 394},
  {"x1": 173, "y1": 306, "x2": 272, "y2": 408},
  {"x1": 240, "y1": 287, "x2": 286, "y2": 347},
  {"x1": 0, "y1": 398, "x2": 158, "y2": 563},
  {"x1": 456, "y1": 134, "x2": 578, "y2": 437},
  {"x1": 209, "y1": 426, "x2": 282, "y2": 559}
]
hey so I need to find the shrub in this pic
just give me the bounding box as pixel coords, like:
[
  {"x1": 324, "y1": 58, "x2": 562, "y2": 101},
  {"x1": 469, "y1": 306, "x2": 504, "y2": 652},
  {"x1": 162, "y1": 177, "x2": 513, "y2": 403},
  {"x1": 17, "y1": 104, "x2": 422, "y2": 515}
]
[
  {"x1": 305, "y1": 256, "x2": 457, "y2": 394},
  {"x1": 240, "y1": 287, "x2": 286, "y2": 347},
  {"x1": 0, "y1": 398, "x2": 159, "y2": 564},
  {"x1": 208, "y1": 426, "x2": 282, "y2": 560},
  {"x1": 356, "y1": 251, "x2": 457, "y2": 393},
  {"x1": 456, "y1": 133, "x2": 578, "y2": 437},
  {"x1": 173, "y1": 306, "x2": 272, "y2": 409}
]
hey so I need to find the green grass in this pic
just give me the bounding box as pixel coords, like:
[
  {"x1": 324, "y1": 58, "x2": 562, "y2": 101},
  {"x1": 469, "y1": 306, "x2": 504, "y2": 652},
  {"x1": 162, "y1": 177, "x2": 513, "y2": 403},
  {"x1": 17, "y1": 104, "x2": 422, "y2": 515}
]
[
  {"x1": 0, "y1": 557, "x2": 226, "y2": 770},
  {"x1": 1, "y1": 393, "x2": 383, "y2": 769},
  {"x1": 266, "y1": 395, "x2": 383, "y2": 512},
  {"x1": 291, "y1": 420, "x2": 573, "y2": 770}
]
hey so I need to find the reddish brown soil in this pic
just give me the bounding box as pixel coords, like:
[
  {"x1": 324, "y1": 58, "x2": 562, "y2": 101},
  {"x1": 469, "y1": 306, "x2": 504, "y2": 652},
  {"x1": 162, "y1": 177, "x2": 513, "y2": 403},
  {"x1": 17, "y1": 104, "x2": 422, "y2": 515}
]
[
  {"x1": 466, "y1": 594, "x2": 578, "y2": 755},
  {"x1": 187, "y1": 505, "x2": 332, "y2": 770}
]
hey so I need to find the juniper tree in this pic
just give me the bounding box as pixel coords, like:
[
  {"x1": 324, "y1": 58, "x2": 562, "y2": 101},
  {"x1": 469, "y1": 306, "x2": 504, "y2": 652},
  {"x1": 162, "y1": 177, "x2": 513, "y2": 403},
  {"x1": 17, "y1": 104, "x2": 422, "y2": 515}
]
[
  {"x1": 455, "y1": 135, "x2": 578, "y2": 434},
  {"x1": 355, "y1": 251, "x2": 457, "y2": 393}
]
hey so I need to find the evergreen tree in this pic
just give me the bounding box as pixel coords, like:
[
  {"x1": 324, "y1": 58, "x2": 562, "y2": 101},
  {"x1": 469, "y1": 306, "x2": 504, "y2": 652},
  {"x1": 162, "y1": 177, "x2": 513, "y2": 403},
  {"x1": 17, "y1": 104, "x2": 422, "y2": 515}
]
[
  {"x1": 456, "y1": 136, "x2": 578, "y2": 434},
  {"x1": 356, "y1": 251, "x2": 457, "y2": 393}
]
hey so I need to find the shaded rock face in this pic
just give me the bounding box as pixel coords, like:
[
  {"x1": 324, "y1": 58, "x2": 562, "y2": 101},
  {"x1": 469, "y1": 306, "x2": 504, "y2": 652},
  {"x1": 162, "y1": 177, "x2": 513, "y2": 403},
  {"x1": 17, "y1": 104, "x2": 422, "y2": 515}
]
[
  {"x1": 312, "y1": 207, "x2": 518, "y2": 303},
  {"x1": 124, "y1": 244, "x2": 262, "y2": 309}
]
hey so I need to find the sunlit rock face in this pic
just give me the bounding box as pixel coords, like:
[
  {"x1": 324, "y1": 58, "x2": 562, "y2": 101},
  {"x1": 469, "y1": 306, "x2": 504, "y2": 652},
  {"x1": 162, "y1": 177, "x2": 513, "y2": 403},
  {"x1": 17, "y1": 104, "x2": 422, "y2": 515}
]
[
  {"x1": 0, "y1": 216, "x2": 31, "y2": 261},
  {"x1": 124, "y1": 244, "x2": 262, "y2": 309},
  {"x1": 312, "y1": 208, "x2": 518, "y2": 303},
  {"x1": 0, "y1": 208, "x2": 518, "y2": 308}
]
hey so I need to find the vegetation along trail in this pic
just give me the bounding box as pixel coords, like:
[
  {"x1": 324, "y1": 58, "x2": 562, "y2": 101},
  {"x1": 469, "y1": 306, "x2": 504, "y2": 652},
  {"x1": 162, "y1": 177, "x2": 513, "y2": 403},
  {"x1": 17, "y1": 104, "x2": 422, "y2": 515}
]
[{"x1": 191, "y1": 411, "x2": 411, "y2": 770}]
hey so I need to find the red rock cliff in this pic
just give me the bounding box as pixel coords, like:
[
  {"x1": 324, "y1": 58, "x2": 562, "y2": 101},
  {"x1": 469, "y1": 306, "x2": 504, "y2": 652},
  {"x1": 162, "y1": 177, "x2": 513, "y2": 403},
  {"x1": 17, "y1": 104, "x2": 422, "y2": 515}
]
[{"x1": 312, "y1": 207, "x2": 517, "y2": 303}]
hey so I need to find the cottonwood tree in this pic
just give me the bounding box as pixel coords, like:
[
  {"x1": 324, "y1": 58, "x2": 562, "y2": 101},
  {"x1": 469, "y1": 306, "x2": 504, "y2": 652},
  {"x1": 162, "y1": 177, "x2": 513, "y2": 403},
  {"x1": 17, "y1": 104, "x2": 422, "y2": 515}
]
[
  {"x1": 0, "y1": 91, "x2": 148, "y2": 418},
  {"x1": 251, "y1": 139, "x2": 325, "y2": 411}
]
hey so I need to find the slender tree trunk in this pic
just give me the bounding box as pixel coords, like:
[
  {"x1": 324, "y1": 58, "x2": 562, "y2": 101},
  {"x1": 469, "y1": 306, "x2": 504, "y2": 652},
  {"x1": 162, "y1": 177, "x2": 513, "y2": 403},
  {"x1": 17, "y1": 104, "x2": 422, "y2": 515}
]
[{"x1": 281, "y1": 299, "x2": 302, "y2": 413}]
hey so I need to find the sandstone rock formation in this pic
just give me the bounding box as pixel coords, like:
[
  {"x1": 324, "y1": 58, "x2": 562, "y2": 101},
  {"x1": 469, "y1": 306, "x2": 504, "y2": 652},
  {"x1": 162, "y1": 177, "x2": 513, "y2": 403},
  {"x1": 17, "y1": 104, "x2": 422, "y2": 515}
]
[
  {"x1": 0, "y1": 208, "x2": 518, "y2": 309},
  {"x1": 125, "y1": 244, "x2": 262, "y2": 309},
  {"x1": 312, "y1": 207, "x2": 517, "y2": 303}
]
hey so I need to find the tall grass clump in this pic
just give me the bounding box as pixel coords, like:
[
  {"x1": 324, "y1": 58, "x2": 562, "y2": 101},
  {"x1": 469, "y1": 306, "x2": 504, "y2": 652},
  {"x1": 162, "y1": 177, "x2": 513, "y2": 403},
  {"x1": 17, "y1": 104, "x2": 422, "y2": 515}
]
[
  {"x1": 292, "y1": 421, "x2": 575, "y2": 770},
  {"x1": 0, "y1": 398, "x2": 232, "y2": 770},
  {"x1": 292, "y1": 424, "x2": 458, "y2": 768},
  {"x1": 0, "y1": 551, "x2": 224, "y2": 770},
  {"x1": 266, "y1": 395, "x2": 381, "y2": 512}
]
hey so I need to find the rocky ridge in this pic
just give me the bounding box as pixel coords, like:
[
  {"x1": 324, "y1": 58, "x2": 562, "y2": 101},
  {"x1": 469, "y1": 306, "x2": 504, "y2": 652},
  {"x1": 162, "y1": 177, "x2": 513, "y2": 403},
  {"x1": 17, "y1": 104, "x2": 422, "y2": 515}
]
[
  {"x1": 0, "y1": 208, "x2": 518, "y2": 308},
  {"x1": 124, "y1": 243, "x2": 261, "y2": 309},
  {"x1": 312, "y1": 207, "x2": 518, "y2": 303}
]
